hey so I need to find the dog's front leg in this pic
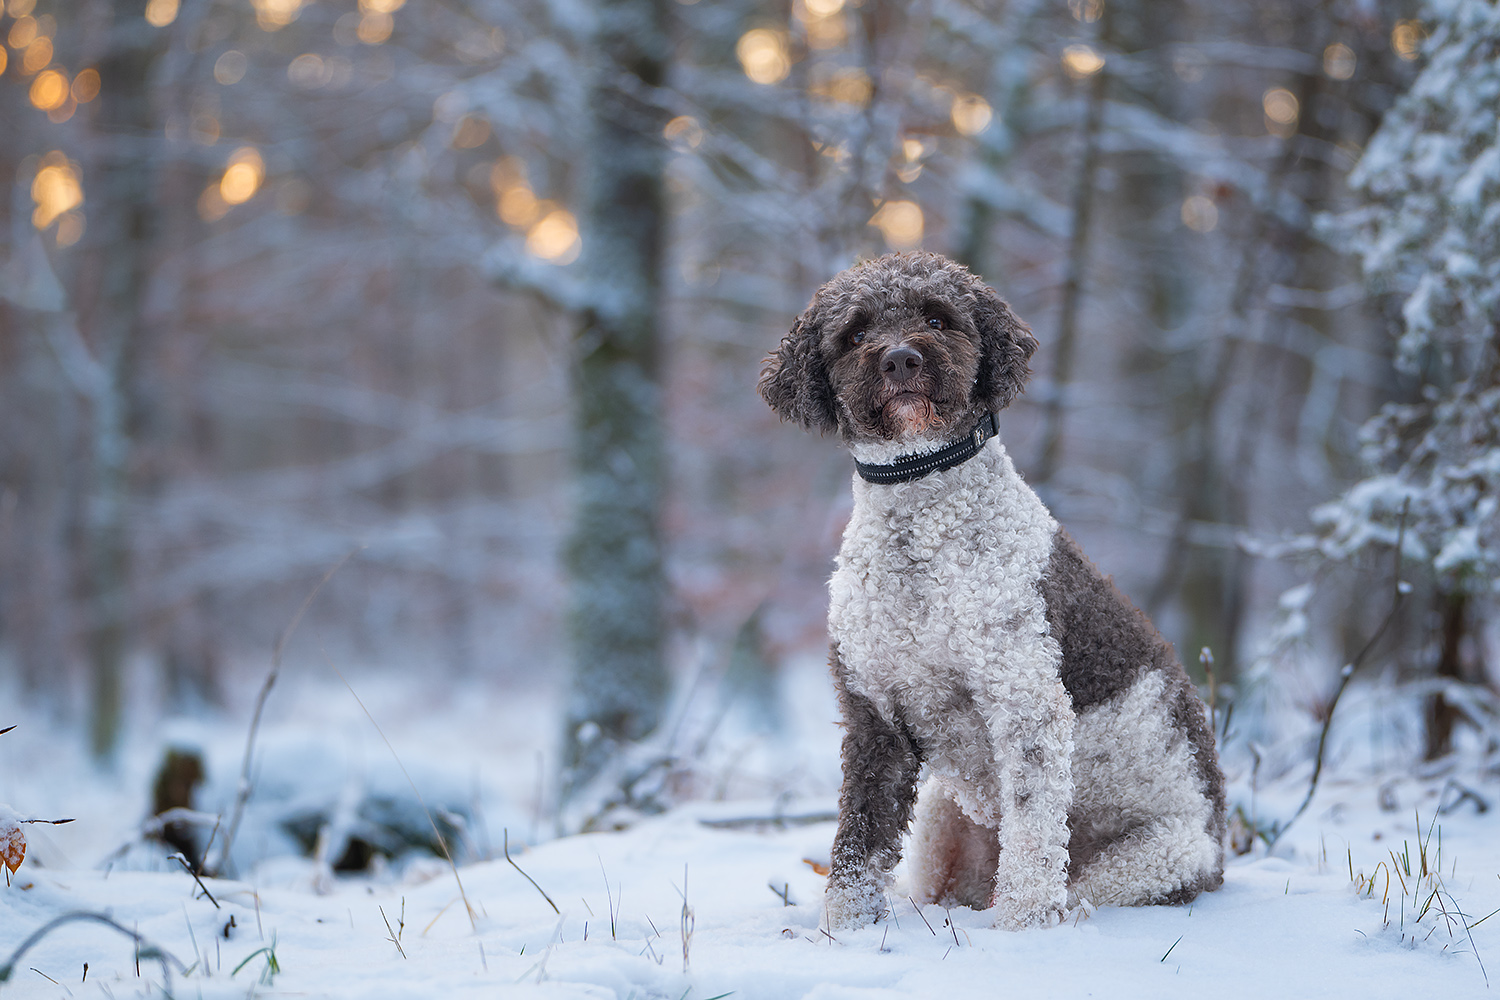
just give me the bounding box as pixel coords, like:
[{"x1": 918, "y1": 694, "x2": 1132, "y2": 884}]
[
  {"x1": 986, "y1": 680, "x2": 1075, "y2": 930},
  {"x1": 825, "y1": 656, "x2": 921, "y2": 930}
]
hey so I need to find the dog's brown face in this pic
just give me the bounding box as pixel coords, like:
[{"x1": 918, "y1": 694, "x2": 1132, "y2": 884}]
[{"x1": 759, "y1": 252, "x2": 1038, "y2": 444}]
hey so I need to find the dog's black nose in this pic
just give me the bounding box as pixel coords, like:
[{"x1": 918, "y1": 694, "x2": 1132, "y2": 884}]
[{"x1": 881, "y1": 345, "x2": 923, "y2": 383}]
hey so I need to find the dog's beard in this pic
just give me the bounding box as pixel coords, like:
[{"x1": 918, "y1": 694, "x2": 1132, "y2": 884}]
[{"x1": 882, "y1": 392, "x2": 941, "y2": 437}]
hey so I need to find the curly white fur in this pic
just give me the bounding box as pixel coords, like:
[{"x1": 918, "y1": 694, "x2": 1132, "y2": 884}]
[{"x1": 830, "y1": 440, "x2": 1074, "y2": 929}]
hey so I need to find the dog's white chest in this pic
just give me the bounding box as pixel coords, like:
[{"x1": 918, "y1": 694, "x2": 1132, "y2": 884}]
[{"x1": 828, "y1": 445, "x2": 1063, "y2": 805}]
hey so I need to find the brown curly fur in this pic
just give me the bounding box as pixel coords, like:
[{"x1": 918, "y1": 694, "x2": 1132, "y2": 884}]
[{"x1": 759, "y1": 252, "x2": 1038, "y2": 441}]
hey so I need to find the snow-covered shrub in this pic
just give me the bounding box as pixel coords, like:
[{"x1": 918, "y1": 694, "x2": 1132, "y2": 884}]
[
  {"x1": 1298, "y1": 0, "x2": 1500, "y2": 761},
  {"x1": 1317, "y1": 0, "x2": 1500, "y2": 596}
]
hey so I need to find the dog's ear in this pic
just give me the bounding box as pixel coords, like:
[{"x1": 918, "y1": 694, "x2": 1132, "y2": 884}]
[
  {"x1": 759, "y1": 311, "x2": 839, "y2": 433},
  {"x1": 972, "y1": 285, "x2": 1039, "y2": 413}
]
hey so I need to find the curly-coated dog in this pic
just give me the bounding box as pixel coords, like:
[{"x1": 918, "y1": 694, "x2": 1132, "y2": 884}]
[{"x1": 759, "y1": 252, "x2": 1226, "y2": 931}]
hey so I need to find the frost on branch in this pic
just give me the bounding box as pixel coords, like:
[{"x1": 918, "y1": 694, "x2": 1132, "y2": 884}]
[
  {"x1": 1316, "y1": 0, "x2": 1500, "y2": 597},
  {"x1": 1298, "y1": 0, "x2": 1500, "y2": 760}
]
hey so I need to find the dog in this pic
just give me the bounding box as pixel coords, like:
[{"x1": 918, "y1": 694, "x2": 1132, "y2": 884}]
[{"x1": 759, "y1": 251, "x2": 1226, "y2": 931}]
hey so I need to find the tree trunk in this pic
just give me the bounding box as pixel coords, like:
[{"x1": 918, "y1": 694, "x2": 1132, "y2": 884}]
[
  {"x1": 560, "y1": 0, "x2": 672, "y2": 807},
  {"x1": 77, "y1": 1, "x2": 163, "y2": 760},
  {"x1": 1033, "y1": 8, "x2": 1109, "y2": 487},
  {"x1": 1424, "y1": 591, "x2": 1479, "y2": 760}
]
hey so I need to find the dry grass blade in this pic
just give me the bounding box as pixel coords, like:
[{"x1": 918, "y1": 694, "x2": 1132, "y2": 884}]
[
  {"x1": 505, "y1": 828, "x2": 559, "y2": 914},
  {"x1": 0, "y1": 912, "x2": 186, "y2": 984},
  {"x1": 909, "y1": 896, "x2": 937, "y2": 935},
  {"x1": 332, "y1": 661, "x2": 477, "y2": 930},
  {"x1": 212, "y1": 547, "x2": 362, "y2": 876}
]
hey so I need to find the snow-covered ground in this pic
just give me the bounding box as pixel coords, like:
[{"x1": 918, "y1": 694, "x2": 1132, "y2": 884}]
[{"x1": 2, "y1": 662, "x2": 1497, "y2": 1000}]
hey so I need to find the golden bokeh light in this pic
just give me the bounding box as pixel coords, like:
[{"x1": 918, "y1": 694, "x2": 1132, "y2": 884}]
[
  {"x1": 798, "y1": 2, "x2": 848, "y2": 51},
  {"x1": 898, "y1": 138, "x2": 930, "y2": 184},
  {"x1": 191, "y1": 113, "x2": 221, "y2": 144},
  {"x1": 1391, "y1": 20, "x2": 1424, "y2": 61},
  {"x1": 455, "y1": 26, "x2": 503, "y2": 61},
  {"x1": 664, "y1": 115, "x2": 705, "y2": 151},
  {"x1": 46, "y1": 97, "x2": 75, "y2": 123},
  {"x1": 250, "y1": 0, "x2": 304, "y2": 31},
  {"x1": 1181, "y1": 195, "x2": 1218, "y2": 233},
  {"x1": 526, "y1": 209, "x2": 581, "y2": 264},
  {"x1": 498, "y1": 185, "x2": 540, "y2": 228},
  {"x1": 814, "y1": 139, "x2": 849, "y2": 163},
  {"x1": 198, "y1": 184, "x2": 230, "y2": 222},
  {"x1": 220, "y1": 147, "x2": 265, "y2": 205},
  {"x1": 1068, "y1": 0, "x2": 1103, "y2": 23},
  {"x1": 71, "y1": 67, "x2": 100, "y2": 102},
  {"x1": 0, "y1": 48, "x2": 8, "y2": 77},
  {"x1": 357, "y1": 12, "x2": 393, "y2": 44},
  {"x1": 22, "y1": 36, "x2": 53, "y2": 74},
  {"x1": 809, "y1": 67, "x2": 872, "y2": 107},
  {"x1": 451, "y1": 115, "x2": 491, "y2": 149},
  {"x1": 736, "y1": 29, "x2": 790, "y2": 85},
  {"x1": 1260, "y1": 86, "x2": 1296, "y2": 127},
  {"x1": 55, "y1": 210, "x2": 85, "y2": 247},
  {"x1": 951, "y1": 93, "x2": 993, "y2": 136},
  {"x1": 1173, "y1": 49, "x2": 1206, "y2": 83},
  {"x1": 1061, "y1": 44, "x2": 1105, "y2": 79},
  {"x1": 214, "y1": 50, "x2": 247, "y2": 85},
  {"x1": 8, "y1": 0, "x2": 37, "y2": 17},
  {"x1": 359, "y1": 0, "x2": 406, "y2": 11},
  {"x1": 869, "y1": 200, "x2": 924, "y2": 248},
  {"x1": 29, "y1": 68, "x2": 67, "y2": 110},
  {"x1": 31, "y1": 154, "x2": 83, "y2": 230},
  {"x1": 490, "y1": 155, "x2": 526, "y2": 189},
  {"x1": 8, "y1": 16, "x2": 37, "y2": 49},
  {"x1": 433, "y1": 90, "x2": 468, "y2": 123},
  {"x1": 144, "y1": 0, "x2": 180, "y2": 28},
  {"x1": 287, "y1": 52, "x2": 330, "y2": 88},
  {"x1": 1323, "y1": 42, "x2": 1356, "y2": 80}
]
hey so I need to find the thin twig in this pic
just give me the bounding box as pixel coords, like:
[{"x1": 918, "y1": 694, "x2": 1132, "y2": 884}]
[
  {"x1": 380, "y1": 901, "x2": 407, "y2": 960},
  {"x1": 170, "y1": 853, "x2": 220, "y2": 909},
  {"x1": 1271, "y1": 500, "x2": 1410, "y2": 847},
  {"x1": 211, "y1": 548, "x2": 362, "y2": 876}
]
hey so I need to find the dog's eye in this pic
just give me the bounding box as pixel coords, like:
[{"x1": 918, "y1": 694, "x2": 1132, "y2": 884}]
[
  {"x1": 926, "y1": 317, "x2": 944, "y2": 330},
  {"x1": 850, "y1": 330, "x2": 865, "y2": 346}
]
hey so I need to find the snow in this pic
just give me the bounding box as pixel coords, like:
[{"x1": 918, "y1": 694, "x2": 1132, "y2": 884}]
[{"x1": 2, "y1": 668, "x2": 1499, "y2": 1000}]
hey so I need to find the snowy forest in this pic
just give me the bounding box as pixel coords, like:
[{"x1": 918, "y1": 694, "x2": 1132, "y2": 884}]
[{"x1": 0, "y1": 0, "x2": 1498, "y2": 997}]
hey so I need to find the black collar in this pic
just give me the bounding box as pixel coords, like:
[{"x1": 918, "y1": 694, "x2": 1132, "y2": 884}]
[{"x1": 854, "y1": 412, "x2": 999, "y2": 484}]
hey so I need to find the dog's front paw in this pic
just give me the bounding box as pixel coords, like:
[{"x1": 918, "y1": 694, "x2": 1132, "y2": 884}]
[
  {"x1": 993, "y1": 901, "x2": 1065, "y2": 931},
  {"x1": 993, "y1": 865, "x2": 1068, "y2": 930},
  {"x1": 824, "y1": 876, "x2": 887, "y2": 930}
]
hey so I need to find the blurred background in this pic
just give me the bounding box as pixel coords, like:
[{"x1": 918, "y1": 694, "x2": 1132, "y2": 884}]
[{"x1": 1, "y1": 0, "x2": 1496, "y2": 861}]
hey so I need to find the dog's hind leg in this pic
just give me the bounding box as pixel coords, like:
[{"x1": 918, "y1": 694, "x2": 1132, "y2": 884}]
[
  {"x1": 907, "y1": 780, "x2": 999, "y2": 909},
  {"x1": 1066, "y1": 815, "x2": 1223, "y2": 909}
]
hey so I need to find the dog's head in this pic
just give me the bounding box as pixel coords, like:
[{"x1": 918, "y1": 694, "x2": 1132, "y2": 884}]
[{"x1": 758, "y1": 251, "x2": 1038, "y2": 445}]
